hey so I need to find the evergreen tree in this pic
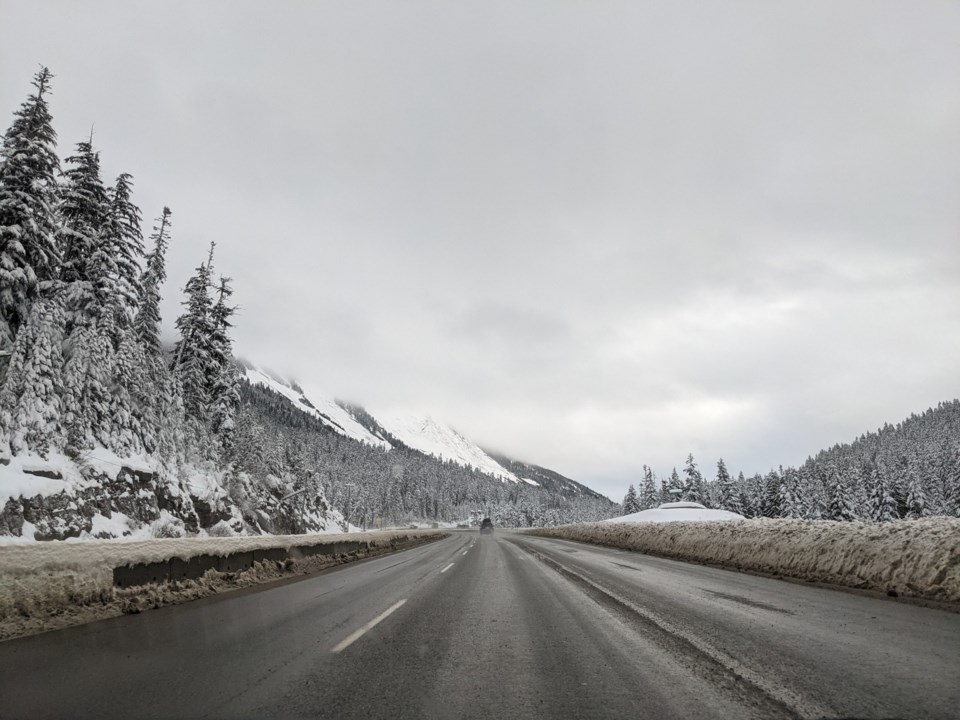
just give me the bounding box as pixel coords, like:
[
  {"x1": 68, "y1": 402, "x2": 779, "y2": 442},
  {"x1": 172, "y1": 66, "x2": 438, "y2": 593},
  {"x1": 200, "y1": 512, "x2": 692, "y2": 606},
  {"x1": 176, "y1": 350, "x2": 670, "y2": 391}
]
[
  {"x1": 826, "y1": 470, "x2": 856, "y2": 522},
  {"x1": 905, "y1": 462, "x2": 927, "y2": 519},
  {"x1": 668, "y1": 467, "x2": 682, "y2": 502},
  {"x1": 134, "y1": 207, "x2": 170, "y2": 355},
  {"x1": 61, "y1": 317, "x2": 115, "y2": 455},
  {"x1": 209, "y1": 276, "x2": 239, "y2": 440},
  {"x1": 0, "y1": 298, "x2": 65, "y2": 456},
  {"x1": 682, "y1": 453, "x2": 706, "y2": 505},
  {"x1": 172, "y1": 246, "x2": 215, "y2": 420},
  {"x1": 868, "y1": 467, "x2": 898, "y2": 522},
  {"x1": 715, "y1": 458, "x2": 739, "y2": 512},
  {"x1": 623, "y1": 484, "x2": 639, "y2": 514},
  {"x1": 779, "y1": 467, "x2": 802, "y2": 518},
  {"x1": 58, "y1": 139, "x2": 111, "y2": 329},
  {"x1": 763, "y1": 469, "x2": 784, "y2": 517},
  {"x1": 103, "y1": 173, "x2": 144, "y2": 327},
  {"x1": 0, "y1": 67, "x2": 60, "y2": 353},
  {"x1": 735, "y1": 472, "x2": 750, "y2": 518},
  {"x1": 639, "y1": 465, "x2": 658, "y2": 509}
]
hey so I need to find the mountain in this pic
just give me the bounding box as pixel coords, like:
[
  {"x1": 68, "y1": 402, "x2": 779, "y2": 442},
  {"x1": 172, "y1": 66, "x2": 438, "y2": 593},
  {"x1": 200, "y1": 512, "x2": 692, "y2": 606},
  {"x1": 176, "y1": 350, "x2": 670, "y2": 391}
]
[
  {"x1": 240, "y1": 361, "x2": 601, "y2": 497},
  {"x1": 361, "y1": 413, "x2": 521, "y2": 484},
  {"x1": 483, "y1": 451, "x2": 609, "y2": 500},
  {"x1": 241, "y1": 363, "x2": 390, "y2": 448}
]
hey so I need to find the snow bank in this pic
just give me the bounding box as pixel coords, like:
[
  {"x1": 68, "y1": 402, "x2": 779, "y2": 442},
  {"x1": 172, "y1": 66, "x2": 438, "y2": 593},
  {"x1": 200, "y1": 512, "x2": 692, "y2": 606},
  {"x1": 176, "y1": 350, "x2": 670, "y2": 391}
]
[
  {"x1": 606, "y1": 502, "x2": 746, "y2": 523},
  {"x1": 524, "y1": 517, "x2": 960, "y2": 603},
  {"x1": 0, "y1": 529, "x2": 443, "y2": 641}
]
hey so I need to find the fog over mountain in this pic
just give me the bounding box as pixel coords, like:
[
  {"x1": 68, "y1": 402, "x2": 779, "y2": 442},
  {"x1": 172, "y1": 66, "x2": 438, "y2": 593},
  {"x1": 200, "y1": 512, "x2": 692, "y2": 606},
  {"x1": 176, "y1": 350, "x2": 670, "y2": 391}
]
[{"x1": 2, "y1": 0, "x2": 957, "y2": 498}]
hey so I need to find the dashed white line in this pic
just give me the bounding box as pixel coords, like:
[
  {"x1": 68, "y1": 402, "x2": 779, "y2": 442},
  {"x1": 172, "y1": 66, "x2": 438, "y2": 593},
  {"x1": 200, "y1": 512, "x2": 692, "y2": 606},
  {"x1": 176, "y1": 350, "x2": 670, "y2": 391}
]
[
  {"x1": 330, "y1": 599, "x2": 407, "y2": 653},
  {"x1": 440, "y1": 562, "x2": 455, "y2": 573}
]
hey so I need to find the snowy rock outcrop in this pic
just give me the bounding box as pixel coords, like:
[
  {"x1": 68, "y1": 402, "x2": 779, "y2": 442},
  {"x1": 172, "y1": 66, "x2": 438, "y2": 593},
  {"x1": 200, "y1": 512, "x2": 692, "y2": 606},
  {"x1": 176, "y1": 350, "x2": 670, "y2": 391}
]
[{"x1": 0, "y1": 448, "x2": 347, "y2": 541}]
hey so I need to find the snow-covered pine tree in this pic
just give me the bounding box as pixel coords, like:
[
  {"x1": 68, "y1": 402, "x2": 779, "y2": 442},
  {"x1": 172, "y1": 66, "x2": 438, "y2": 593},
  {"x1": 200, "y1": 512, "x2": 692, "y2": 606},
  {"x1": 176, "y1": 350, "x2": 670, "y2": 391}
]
[
  {"x1": 640, "y1": 465, "x2": 658, "y2": 509},
  {"x1": 103, "y1": 173, "x2": 144, "y2": 328},
  {"x1": 778, "y1": 467, "x2": 803, "y2": 518},
  {"x1": 61, "y1": 316, "x2": 115, "y2": 456},
  {"x1": 668, "y1": 467, "x2": 682, "y2": 502},
  {"x1": 58, "y1": 139, "x2": 111, "y2": 330},
  {"x1": 209, "y1": 275, "x2": 240, "y2": 442},
  {"x1": 0, "y1": 67, "x2": 61, "y2": 354},
  {"x1": 623, "y1": 484, "x2": 639, "y2": 514},
  {"x1": 172, "y1": 246, "x2": 215, "y2": 421},
  {"x1": 715, "y1": 458, "x2": 739, "y2": 512},
  {"x1": 762, "y1": 469, "x2": 783, "y2": 517},
  {"x1": 682, "y1": 453, "x2": 707, "y2": 505},
  {"x1": 868, "y1": 466, "x2": 898, "y2": 522},
  {"x1": 747, "y1": 473, "x2": 765, "y2": 518},
  {"x1": 826, "y1": 469, "x2": 856, "y2": 522},
  {"x1": 133, "y1": 207, "x2": 171, "y2": 356},
  {"x1": 735, "y1": 472, "x2": 750, "y2": 517},
  {"x1": 0, "y1": 298, "x2": 65, "y2": 456},
  {"x1": 905, "y1": 461, "x2": 927, "y2": 519}
]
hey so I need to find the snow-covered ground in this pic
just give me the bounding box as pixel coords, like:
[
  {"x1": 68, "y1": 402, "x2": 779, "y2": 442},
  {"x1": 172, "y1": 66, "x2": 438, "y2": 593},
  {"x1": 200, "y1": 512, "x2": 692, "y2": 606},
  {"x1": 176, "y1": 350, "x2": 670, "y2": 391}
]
[
  {"x1": 526, "y1": 517, "x2": 960, "y2": 603},
  {"x1": 373, "y1": 412, "x2": 519, "y2": 482},
  {"x1": 0, "y1": 529, "x2": 443, "y2": 641},
  {"x1": 605, "y1": 502, "x2": 745, "y2": 523},
  {"x1": 242, "y1": 364, "x2": 390, "y2": 448}
]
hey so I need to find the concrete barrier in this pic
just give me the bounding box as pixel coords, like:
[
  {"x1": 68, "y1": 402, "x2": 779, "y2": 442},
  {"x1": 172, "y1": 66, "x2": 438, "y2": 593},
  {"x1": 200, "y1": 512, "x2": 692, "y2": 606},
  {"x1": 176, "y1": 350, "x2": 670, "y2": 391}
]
[{"x1": 112, "y1": 533, "x2": 435, "y2": 588}]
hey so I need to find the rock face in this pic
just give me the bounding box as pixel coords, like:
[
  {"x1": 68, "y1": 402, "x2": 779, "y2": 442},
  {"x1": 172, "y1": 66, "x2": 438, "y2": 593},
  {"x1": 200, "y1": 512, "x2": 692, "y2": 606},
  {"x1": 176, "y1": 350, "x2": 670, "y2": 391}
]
[{"x1": 1, "y1": 458, "x2": 346, "y2": 541}]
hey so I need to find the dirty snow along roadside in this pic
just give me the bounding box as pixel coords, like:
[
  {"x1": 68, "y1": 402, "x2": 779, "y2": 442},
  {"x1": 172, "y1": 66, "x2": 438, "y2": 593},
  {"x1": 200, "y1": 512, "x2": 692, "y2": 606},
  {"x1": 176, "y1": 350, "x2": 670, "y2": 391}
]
[
  {"x1": 0, "y1": 529, "x2": 444, "y2": 641},
  {"x1": 524, "y1": 517, "x2": 960, "y2": 603}
]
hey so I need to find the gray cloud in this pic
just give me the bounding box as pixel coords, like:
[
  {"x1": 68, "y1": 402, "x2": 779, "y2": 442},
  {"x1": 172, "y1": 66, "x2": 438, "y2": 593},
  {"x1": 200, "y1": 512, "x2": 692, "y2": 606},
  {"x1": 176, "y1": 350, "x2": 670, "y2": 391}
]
[{"x1": 2, "y1": 0, "x2": 958, "y2": 499}]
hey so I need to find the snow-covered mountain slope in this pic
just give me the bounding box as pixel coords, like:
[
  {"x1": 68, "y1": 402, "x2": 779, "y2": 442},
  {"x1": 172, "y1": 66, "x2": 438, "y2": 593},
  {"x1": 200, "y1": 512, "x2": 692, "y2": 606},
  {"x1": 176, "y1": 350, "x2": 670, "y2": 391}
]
[
  {"x1": 484, "y1": 451, "x2": 609, "y2": 500},
  {"x1": 367, "y1": 413, "x2": 520, "y2": 483},
  {"x1": 240, "y1": 363, "x2": 391, "y2": 449}
]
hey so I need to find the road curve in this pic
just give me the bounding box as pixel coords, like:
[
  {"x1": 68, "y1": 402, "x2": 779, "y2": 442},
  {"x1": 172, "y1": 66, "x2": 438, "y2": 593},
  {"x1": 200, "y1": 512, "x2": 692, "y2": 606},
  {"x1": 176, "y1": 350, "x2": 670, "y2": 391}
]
[{"x1": 0, "y1": 530, "x2": 958, "y2": 719}]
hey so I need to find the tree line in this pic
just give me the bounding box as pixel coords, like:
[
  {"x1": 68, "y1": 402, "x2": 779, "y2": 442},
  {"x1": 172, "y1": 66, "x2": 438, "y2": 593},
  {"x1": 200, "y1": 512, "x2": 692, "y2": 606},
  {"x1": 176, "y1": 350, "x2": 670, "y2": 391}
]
[
  {"x1": 622, "y1": 401, "x2": 960, "y2": 521},
  {"x1": 0, "y1": 68, "x2": 239, "y2": 469}
]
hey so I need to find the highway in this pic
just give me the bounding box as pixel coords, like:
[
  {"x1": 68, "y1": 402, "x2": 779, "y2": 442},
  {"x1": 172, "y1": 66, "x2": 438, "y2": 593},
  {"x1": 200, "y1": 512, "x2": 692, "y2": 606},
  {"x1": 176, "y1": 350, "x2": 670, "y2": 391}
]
[{"x1": 1, "y1": 530, "x2": 958, "y2": 719}]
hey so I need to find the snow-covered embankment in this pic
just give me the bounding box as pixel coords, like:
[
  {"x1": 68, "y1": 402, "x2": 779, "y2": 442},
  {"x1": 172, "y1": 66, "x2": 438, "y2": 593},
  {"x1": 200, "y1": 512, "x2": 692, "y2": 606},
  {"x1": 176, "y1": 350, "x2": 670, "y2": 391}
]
[
  {"x1": 0, "y1": 530, "x2": 444, "y2": 641},
  {"x1": 524, "y1": 518, "x2": 960, "y2": 603}
]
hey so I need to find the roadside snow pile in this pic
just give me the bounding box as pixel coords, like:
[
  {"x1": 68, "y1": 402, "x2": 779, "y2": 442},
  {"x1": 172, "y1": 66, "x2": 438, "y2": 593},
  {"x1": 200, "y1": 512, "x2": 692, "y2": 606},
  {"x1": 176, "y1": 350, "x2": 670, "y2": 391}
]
[
  {"x1": 525, "y1": 517, "x2": 960, "y2": 603},
  {"x1": 606, "y1": 502, "x2": 745, "y2": 523},
  {"x1": 0, "y1": 529, "x2": 444, "y2": 641}
]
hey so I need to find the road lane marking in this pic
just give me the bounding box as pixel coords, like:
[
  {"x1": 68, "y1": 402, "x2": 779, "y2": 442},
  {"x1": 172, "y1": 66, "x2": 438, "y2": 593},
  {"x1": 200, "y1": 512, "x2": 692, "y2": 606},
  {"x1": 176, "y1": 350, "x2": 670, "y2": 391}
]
[
  {"x1": 330, "y1": 599, "x2": 407, "y2": 653},
  {"x1": 440, "y1": 562, "x2": 455, "y2": 573}
]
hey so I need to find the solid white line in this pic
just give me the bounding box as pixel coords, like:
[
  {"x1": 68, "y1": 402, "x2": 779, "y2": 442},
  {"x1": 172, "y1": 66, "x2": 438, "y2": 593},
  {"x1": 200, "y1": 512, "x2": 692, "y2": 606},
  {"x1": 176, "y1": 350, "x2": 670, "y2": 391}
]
[
  {"x1": 440, "y1": 562, "x2": 455, "y2": 573},
  {"x1": 330, "y1": 599, "x2": 407, "y2": 653}
]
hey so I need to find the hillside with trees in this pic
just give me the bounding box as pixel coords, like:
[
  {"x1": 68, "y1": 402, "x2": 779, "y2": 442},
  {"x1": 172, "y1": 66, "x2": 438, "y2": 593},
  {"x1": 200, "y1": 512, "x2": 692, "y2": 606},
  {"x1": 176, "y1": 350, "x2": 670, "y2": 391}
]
[
  {"x1": 622, "y1": 401, "x2": 960, "y2": 521},
  {"x1": 0, "y1": 68, "x2": 616, "y2": 540}
]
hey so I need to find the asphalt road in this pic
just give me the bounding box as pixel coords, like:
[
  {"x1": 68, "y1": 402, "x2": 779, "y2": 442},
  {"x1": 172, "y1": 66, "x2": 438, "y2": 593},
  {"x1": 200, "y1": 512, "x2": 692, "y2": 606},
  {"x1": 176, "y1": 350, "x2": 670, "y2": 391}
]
[{"x1": 1, "y1": 531, "x2": 958, "y2": 720}]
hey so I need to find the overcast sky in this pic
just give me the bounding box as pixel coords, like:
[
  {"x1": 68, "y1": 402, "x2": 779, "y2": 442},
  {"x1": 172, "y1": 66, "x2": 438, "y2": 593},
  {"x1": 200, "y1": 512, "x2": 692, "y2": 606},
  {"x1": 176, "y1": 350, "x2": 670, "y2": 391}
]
[{"x1": 2, "y1": 1, "x2": 958, "y2": 499}]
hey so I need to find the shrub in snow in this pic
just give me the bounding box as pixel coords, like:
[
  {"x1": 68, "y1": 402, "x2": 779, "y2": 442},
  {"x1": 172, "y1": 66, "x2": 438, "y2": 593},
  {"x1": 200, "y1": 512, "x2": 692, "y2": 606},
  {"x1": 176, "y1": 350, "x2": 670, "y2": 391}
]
[
  {"x1": 206, "y1": 520, "x2": 236, "y2": 537},
  {"x1": 150, "y1": 516, "x2": 186, "y2": 539}
]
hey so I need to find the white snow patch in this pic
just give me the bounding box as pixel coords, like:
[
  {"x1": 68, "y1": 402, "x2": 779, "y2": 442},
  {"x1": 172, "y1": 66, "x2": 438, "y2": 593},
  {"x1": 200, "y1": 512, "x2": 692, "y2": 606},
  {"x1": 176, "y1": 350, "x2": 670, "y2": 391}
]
[
  {"x1": 606, "y1": 502, "x2": 746, "y2": 524},
  {"x1": 80, "y1": 447, "x2": 154, "y2": 481},
  {"x1": 521, "y1": 477, "x2": 540, "y2": 487},
  {"x1": 243, "y1": 365, "x2": 390, "y2": 448},
  {"x1": 372, "y1": 412, "x2": 518, "y2": 483},
  {"x1": 0, "y1": 451, "x2": 83, "y2": 499}
]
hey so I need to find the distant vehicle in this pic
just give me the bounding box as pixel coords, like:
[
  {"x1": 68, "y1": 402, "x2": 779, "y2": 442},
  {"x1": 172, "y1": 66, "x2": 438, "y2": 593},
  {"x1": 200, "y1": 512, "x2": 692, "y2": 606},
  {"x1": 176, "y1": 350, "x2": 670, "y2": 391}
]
[{"x1": 479, "y1": 518, "x2": 494, "y2": 534}]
